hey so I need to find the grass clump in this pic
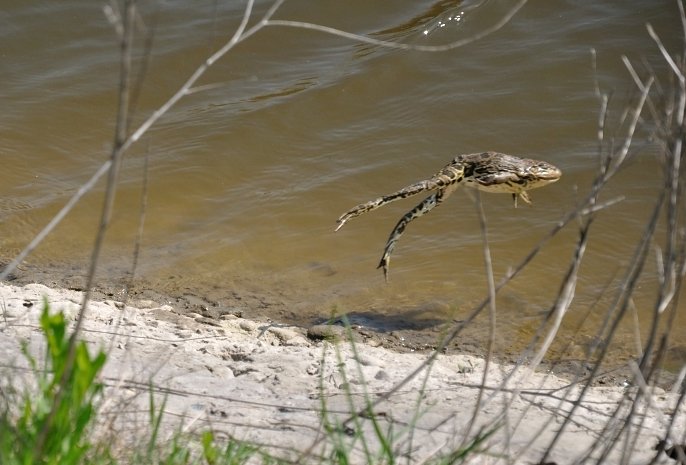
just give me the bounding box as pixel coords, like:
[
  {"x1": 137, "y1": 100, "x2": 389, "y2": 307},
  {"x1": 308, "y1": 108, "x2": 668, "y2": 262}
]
[
  {"x1": 0, "y1": 301, "x2": 106, "y2": 465},
  {"x1": 0, "y1": 302, "x2": 277, "y2": 465}
]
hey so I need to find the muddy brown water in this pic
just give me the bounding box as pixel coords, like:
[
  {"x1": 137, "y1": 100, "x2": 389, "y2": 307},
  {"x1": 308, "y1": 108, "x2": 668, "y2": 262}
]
[{"x1": 1, "y1": 0, "x2": 684, "y2": 374}]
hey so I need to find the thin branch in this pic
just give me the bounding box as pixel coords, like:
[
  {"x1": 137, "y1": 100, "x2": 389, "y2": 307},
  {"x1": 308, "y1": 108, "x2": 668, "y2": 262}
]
[
  {"x1": 647, "y1": 23, "x2": 685, "y2": 127},
  {"x1": 264, "y1": 0, "x2": 527, "y2": 53},
  {"x1": 537, "y1": 71, "x2": 654, "y2": 465},
  {"x1": 33, "y1": 0, "x2": 137, "y2": 457},
  {"x1": 529, "y1": 223, "x2": 589, "y2": 371},
  {"x1": 0, "y1": 161, "x2": 111, "y2": 282},
  {"x1": 464, "y1": 191, "x2": 498, "y2": 440}
]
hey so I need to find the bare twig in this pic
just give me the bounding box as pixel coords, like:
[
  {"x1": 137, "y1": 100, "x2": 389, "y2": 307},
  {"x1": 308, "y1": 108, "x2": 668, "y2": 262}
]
[
  {"x1": 464, "y1": 191, "x2": 499, "y2": 440},
  {"x1": 264, "y1": 0, "x2": 528, "y2": 53},
  {"x1": 33, "y1": 0, "x2": 137, "y2": 457},
  {"x1": 530, "y1": 223, "x2": 590, "y2": 371},
  {"x1": 537, "y1": 65, "x2": 654, "y2": 465}
]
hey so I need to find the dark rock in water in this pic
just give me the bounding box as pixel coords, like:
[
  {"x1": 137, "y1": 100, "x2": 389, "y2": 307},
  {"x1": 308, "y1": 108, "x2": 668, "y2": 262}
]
[{"x1": 306, "y1": 324, "x2": 346, "y2": 341}]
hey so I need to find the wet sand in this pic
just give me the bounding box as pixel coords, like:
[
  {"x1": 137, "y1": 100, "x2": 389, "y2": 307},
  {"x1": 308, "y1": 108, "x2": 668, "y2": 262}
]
[{"x1": 5, "y1": 260, "x2": 675, "y2": 384}]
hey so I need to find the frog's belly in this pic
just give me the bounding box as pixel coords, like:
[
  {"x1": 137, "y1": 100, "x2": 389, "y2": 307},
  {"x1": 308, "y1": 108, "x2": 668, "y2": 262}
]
[{"x1": 463, "y1": 179, "x2": 526, "y2": 194}]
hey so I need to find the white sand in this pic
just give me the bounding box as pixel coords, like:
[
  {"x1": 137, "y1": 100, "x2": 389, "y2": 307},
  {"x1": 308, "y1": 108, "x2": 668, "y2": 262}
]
[{"x1": 0, "y1": 281, "x2": 683, "y2": 464}]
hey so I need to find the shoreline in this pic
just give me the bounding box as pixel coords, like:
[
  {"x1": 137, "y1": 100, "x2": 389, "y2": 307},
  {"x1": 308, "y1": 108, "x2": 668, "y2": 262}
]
[
  {"x1": 4, "y1": 263, "x2": 661, "y2": 387},
  {"x1": 1, "y1": 281, "x2": 683, "y2": 463}
]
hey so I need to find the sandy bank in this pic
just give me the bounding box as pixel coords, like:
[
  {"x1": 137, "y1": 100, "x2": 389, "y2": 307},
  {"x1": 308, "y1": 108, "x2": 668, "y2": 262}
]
[{"x1": 0, "y1": 282, "x2": 683, "y2": 464}]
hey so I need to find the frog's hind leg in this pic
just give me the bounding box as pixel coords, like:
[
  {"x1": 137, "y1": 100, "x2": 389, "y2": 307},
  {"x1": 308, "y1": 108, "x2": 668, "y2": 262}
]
[
  {"x1": 378, "y1": 186, "x2": 454, "y2": 281},
  {"x1": 335, "y1": 179, "x2": 438, "y2": 232},
  {"x1": 335, "y1": 162, "x2": 465, "y2": 232}
]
